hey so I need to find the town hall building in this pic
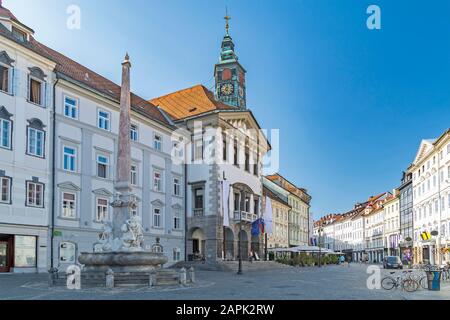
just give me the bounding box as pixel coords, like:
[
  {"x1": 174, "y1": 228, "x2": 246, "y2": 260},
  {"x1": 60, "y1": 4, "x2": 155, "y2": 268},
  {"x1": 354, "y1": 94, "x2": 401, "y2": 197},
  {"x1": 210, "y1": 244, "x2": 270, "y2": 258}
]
[{"x1": 150, "y1": 17, "x2": 270, "y2": 263}]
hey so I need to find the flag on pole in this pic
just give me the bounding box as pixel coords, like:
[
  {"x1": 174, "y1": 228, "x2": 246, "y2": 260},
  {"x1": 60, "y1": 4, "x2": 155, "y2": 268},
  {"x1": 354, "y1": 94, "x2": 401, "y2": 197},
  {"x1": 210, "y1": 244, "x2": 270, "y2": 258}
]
[
  {"x1": 264, "y1": 196, "x2": 273, "y2": 234},
  {"x1": 251, "y1": 218, "x2": 266, "y2": 236},
  {"x1": 222, "y1": 181, "x2": 230, "y2": 227}
]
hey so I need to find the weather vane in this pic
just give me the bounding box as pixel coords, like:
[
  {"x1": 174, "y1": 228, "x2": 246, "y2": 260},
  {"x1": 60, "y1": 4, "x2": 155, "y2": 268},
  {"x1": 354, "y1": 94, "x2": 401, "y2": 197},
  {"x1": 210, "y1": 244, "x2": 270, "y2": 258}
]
[{"x1": 224, "y1": 7, "x2": 231, "y2": 35}]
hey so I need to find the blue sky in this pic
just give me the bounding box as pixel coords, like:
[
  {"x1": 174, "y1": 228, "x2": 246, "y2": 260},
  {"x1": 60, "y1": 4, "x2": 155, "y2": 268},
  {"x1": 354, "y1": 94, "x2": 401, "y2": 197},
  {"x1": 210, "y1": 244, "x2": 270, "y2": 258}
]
[{"x1": 8, "y1": 0, "x2": 450, "y2": 219}]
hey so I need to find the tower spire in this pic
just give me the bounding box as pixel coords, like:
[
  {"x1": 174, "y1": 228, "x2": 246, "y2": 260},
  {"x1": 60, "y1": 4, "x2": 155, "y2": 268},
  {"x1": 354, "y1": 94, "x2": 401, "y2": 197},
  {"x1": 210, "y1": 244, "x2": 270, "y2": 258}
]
[{"x1": 224, "y1": 7, "x2": 231, "y2": 36}]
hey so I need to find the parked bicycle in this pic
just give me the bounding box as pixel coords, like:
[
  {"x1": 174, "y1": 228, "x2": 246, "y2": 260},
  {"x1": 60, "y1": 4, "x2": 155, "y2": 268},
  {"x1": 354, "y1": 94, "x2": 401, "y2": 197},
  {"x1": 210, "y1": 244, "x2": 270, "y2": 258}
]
[{"x1": 381, "y1": 270, "x2": 419, "y2": 292}]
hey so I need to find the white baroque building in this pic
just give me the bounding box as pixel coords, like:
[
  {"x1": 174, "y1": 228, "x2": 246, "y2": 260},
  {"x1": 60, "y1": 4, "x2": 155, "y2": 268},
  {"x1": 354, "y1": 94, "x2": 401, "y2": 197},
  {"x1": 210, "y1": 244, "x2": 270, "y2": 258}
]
[
  {"x1": 0, "y1": 4, "x2": 185, "y2": 273},
  {"x1": 150, "y1": 24, "x2": 270, "y2": 262},
  {"x1": 383, "y1": 191, "x2": 401, "y2": 257},
  {"x1": 410, "y1": 129, "x2": 450, "y2": 265},
  {"x1": 0, "y1": 6, "x2": 55, "y2": 273}
]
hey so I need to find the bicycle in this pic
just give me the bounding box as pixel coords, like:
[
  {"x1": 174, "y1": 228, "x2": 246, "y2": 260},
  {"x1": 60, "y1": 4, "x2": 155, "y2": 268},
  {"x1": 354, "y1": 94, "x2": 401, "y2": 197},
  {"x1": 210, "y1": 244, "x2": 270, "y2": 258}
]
[
  {"x1": 408, "y1": 270, "x2": 428, "y2": 289},
  {"x1": 381, "y1": 271, "x2": 419, "y2": 292}
]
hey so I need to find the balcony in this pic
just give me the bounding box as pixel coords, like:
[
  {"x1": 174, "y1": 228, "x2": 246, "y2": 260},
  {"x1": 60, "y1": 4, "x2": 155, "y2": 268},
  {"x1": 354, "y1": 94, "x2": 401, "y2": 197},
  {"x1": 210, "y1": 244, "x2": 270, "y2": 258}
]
[
  {"x1": 233, "y1": 211, "x2": 258, "y2": 223},
  {"x1": 193, "y1": 209, "x2": 204, "y2": 217}
]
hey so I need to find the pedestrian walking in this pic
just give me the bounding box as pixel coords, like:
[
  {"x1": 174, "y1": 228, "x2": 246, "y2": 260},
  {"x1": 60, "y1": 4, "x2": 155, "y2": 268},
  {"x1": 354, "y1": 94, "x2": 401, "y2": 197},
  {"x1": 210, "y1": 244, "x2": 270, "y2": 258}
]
[{"x1": 339, "y1": 255, "x2": 345, "y2": 266}]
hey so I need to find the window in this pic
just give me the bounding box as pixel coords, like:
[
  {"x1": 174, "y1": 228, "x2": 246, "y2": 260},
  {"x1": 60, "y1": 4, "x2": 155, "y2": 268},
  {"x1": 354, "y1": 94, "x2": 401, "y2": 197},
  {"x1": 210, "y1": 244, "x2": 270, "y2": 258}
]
[
  {"x1": 130, "y1": 124, "x2": 138, "y2": 141},
  {"x1": 14, "y1": 236, "x2": 36, "y2": 268},
  {"x1": 153, "y1": 208, "x2": 162, "y2": 228},
  {"x1": 194, "y1": 188, "x2": 204, "y2": 216},
  {"x1": 194, "y1": 137, "x2": 203, "y2": 161},
  {"x1": 62, "y1": 192, "x2": 76, "y2": 218},
  {"x1": 154, "y1": 134, "x2": 162, "y2": 151},
  {"x1": 97, "y1": 155, "x2": 109, "y2": 179},
  {"x1": 173, "y1": 210, "x2": 181, "y2": 230},
  {"x1": 29, "y1": 78, "x2": 42, "y2": 105},
  {"x1": 233, "y1": 139, "x2": 238, "y2": 166},
  {"x1": 173, "y1": 248, "x2": 181, "y2": 261},
  {"x1": 234, "y1": 193, "x2": 240, "y2": 212},
  {"x1": 131, "y1": 165, "x2": 138, "y2": 186},
  {"x1": 254, "y1": 153, "x2": 259, "y2": 176},
  {"x1": 245, "y1": 196, "x2": 250, "y2": 212},
  {"x1": 0, "y1": 118, "x2": 11, "y2": 149},
  {"x1": 173, "y1": 177, "x2": 181, "y2": 196},
  {"x1": 0, "y1": 65, "x2": 10, "y2": 93},
  {"x1": 64, "y1": 96, "x2": 78, "y2": 119},
  {"x1": 0, "y1": 176, "x2": 11, "y2": 204},
  {"x1": 27, "y1": 127, "x2": 44, "y2": 157},
  {"x1": 244, "y1": 146, "x2": 250, "y2": 172},
  {"x1": 172, "y1": 141, "x2": 183, "y2": 160},
  {"x1": 12, "y1": 27, "x2": 26, "y2": 42},
  {"x1": 448, "y1": 144, "x2": 450, "y2": 154},
  {"x1": 63, "y1": 146, "x2": 76, "y2": 172},
  {"x1": 59, "y1": 242, "x2": 76, "y2": 263},
  {"x1": 96, "y1": 198, "x2": 108, "y2": 222},
  {"x1": 153, "y1": 171, "x2": 162, "y2": 192},
  {"x1": 222, "y1": 135, "x2": 227, "y2": 161},
  {"x1": 26, "y1": 181, "x2": 44, "y2": 208},
  {"x1": 98, "y1": 110, "x2": 110, "y2": 131}
]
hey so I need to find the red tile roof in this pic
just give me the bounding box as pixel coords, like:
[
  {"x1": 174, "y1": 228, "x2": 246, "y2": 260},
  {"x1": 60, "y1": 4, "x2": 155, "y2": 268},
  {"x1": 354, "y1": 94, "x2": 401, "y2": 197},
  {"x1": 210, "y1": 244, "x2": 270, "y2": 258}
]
[
  {"x1": 150, "y1": 85, "x2": 235, "y2": 120},
  {"x1": 0, "y1": 5, "x2": 171, "y2": 127},
  {"x1": 0, "y1": 5, "x2": 17, "y2": 20},
  {"x1": 263, "y1": 186, "x2": 291, "y2": 208},
  {"x1": 28, "y1": 38, "x2": 170, "y2": 126}
]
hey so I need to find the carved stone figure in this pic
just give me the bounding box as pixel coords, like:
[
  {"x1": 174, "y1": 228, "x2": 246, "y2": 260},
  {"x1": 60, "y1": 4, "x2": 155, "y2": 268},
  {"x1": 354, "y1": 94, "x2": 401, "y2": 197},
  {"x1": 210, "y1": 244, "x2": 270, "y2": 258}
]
[{"x1": 120, "y1": 214, "x2": 145, "y2": 251}]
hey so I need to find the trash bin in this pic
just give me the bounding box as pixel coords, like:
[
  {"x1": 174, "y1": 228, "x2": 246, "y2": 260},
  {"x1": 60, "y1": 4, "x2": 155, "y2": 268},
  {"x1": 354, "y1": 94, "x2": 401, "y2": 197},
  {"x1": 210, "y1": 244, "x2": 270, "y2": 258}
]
[{"x1": 426, "y1": 271, "x2": 442, "y2": 291}]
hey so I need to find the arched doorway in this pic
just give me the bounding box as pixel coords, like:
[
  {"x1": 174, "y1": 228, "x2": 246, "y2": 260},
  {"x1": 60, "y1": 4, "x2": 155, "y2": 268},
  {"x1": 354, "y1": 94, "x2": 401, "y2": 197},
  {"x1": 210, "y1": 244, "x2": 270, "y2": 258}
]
[
  {"x1": 223, "y1": 227, "x2": 235, "y2": 260},
  {"x1": 188, "y1": 227, "x2": 205, "y2": 261},
  {"x1": 238, "y1": 230, "x2": 249, "y2": 260}
]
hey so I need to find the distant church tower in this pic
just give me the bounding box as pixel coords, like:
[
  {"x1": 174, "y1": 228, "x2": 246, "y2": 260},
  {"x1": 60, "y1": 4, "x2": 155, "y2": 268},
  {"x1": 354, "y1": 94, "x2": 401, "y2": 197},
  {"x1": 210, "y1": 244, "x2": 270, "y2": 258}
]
[{"x1": 214, "y1": 10, "x2": 247, "y2": 109}]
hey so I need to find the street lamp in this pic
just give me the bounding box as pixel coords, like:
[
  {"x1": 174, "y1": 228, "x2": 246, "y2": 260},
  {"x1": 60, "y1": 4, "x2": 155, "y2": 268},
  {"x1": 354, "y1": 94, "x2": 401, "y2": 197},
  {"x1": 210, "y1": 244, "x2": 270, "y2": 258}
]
[
  {"x1": 318, "y1": 225, "x2": 323, "y2": 268},
  {"x1": 237, "y1": 191, "x2": 244, "y2": 275}
]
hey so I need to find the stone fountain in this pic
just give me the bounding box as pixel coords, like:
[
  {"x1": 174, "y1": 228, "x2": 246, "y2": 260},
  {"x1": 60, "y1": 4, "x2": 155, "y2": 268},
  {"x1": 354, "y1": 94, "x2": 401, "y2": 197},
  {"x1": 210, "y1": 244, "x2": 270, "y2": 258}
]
[{"x1": 77, "y1": 54, "x2": 168, "y2": 282}]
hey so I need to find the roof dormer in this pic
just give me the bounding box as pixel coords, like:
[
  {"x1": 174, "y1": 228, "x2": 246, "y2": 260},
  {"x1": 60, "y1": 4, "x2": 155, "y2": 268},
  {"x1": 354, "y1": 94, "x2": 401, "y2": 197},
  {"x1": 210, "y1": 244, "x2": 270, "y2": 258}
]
[{"x1": 0, "y1": 1, "x2": 34, "y2": 43}]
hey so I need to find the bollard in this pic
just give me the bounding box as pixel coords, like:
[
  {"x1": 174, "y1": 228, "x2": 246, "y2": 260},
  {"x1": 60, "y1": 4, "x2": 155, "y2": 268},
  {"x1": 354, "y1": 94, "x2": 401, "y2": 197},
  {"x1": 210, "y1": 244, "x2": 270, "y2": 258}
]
[
  {"x1": 48, "y1": 267, "x2": 58, "y2": 286},
  {"x1": 149, "y1": 272, "x2": 155, "y2": 287},
  {"x1": 179, "y1": 267, "x2": 187, "y2": 285},
  {"x1": 188, "y1": 267, "x2": 196, "y2": 283},
  {"x1": 105, "y1": 269, "x2": 114, "y2": 289}
]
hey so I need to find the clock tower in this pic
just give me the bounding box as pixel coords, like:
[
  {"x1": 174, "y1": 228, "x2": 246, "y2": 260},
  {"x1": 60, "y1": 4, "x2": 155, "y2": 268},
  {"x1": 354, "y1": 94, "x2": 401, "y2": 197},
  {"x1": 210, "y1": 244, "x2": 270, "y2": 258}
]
[{"x1": 214, "y1": 11, "x2": 247, "y2": 109}]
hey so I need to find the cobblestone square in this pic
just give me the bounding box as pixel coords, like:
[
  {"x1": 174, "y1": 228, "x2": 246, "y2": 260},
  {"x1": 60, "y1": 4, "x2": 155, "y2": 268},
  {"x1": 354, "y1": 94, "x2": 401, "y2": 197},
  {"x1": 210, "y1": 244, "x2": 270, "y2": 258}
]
[{"x1": 0, "y1": 264, "x2": 448, "y2": 300}]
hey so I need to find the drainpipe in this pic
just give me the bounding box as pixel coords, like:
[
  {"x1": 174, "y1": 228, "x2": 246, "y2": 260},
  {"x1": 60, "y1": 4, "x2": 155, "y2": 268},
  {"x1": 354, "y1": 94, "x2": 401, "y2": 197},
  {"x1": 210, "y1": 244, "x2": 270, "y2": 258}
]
[{"x1": 50, "y1": 77, "x2": 59, "y2": 270}]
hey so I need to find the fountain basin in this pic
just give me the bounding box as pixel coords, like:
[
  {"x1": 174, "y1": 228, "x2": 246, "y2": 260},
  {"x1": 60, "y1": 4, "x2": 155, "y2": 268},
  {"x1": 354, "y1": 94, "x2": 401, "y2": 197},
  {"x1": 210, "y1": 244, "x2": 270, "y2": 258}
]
[{"x1": 78, "y1": 251, "x2": 168, "y2": 273}]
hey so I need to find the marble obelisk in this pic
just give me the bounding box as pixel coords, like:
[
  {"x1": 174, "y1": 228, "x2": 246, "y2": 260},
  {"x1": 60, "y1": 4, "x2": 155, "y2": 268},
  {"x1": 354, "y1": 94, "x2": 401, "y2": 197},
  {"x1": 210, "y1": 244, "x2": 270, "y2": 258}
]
[
  {"x1": 111, "y1": 53, "x2": 136, "y2": 241},
  {"x1": 77, "y1": 55, "x2": 167, "y2": 275}
]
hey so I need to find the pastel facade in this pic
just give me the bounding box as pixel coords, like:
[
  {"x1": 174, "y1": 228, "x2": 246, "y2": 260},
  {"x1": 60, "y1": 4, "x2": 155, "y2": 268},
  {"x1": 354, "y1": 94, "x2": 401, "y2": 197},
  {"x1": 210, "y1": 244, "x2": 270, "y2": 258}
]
[
  {"x1": 266, "y1": 174, "x2": 311, "y2": 247},
  {"x1": 0, "y1": 6, "x2": 55, "y2": 273},
  {"x1": 383, "y1": 192, "x2": 400, "y2": 257},
  {"x1": 262, "y1": 186, "x2": 290, "y2": 249},
  {"x1": 410, "y1": 129, "x2": 450, "y2": 265}
]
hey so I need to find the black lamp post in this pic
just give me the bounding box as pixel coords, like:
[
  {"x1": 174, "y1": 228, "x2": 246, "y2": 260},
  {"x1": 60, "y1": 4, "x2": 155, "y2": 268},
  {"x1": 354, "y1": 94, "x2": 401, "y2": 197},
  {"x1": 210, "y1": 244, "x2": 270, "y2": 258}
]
[
  {"x1": 318, "y1": 225, "x2": 323, "y2": 268},
  {"x1": 237, "y1": 191, "x2": 244, "y2": 275}
]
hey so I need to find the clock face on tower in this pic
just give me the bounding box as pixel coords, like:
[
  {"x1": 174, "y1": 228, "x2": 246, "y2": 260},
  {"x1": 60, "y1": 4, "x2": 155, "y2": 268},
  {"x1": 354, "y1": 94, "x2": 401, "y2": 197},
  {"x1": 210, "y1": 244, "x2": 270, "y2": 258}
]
[{"x1": 220, "y1": 83, "x2": 234, "y2": 96}]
